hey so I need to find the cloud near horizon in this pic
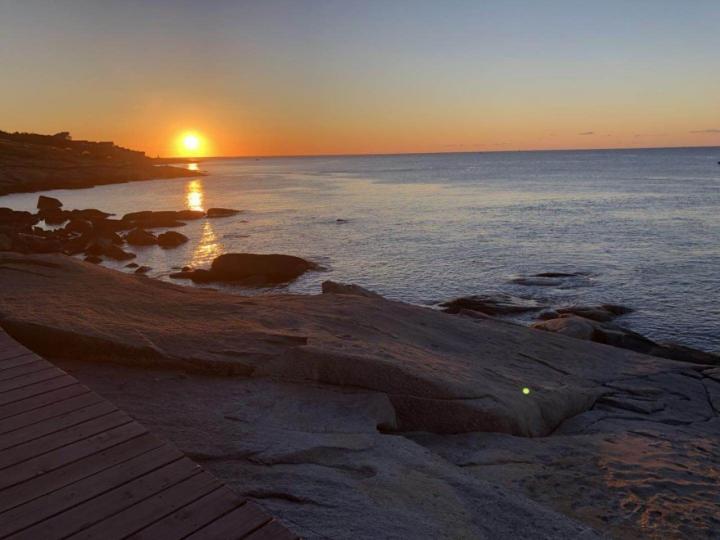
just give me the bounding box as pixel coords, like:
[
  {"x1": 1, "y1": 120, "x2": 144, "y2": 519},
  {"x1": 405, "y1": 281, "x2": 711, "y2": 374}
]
[
  {"x1": 579, "y1": 131, "x2": 595, "y2": 136},
  {"x1": 690, "y1": 129, "x2": 720, "y2": 134}
]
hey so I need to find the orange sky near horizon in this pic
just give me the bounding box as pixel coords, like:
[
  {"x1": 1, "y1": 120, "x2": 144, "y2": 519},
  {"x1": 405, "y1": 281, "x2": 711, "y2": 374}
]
[{"x1": 1, "y1": 2, "x2": 718, "y2": 158}]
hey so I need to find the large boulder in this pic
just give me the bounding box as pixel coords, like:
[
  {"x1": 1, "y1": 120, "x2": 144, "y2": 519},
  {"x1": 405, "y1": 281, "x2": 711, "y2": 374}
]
[
  {"x1": 157, "y1": 231, "x2": 188, "y2": 249},
  {"x1": 125, "y1": 228, "x2": 157, "y2": 246},
  {"x1": 554, "y1": 304, "x2": 633, "y2": 323},
  {"x1": 206, "y1": 207, "x2": 241, "y2": 218},
  {"x1": 36, "y1": 195, "x2": 62, "y2": 211},
  {"x1": 171, "y1": 253, "x2": 319, "y2": 285}
]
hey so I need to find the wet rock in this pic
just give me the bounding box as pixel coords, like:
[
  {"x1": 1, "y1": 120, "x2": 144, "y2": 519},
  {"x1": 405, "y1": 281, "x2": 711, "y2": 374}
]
[
  {"x1": 536, "y1": 309, "x2": 560, "y2": 321},
  {"x1": 39, "y1": 208, "x2": 68, "y2": 225},
  {"x1": 531, "y1": 316, "x2": 598, "y2": 340},
  {"x1": 172, "y1": 253, "x2": 319, "y2": 285},
  {"x1": 125, "y1": 228, "x2": 157, "y2": 246},
  {"x1": 532, "y1": 316, "x2": 719, "y2": 365},
  {"x1": 322, "y1": 281, "x2": 382, "y2": 299},
  {"x1": 535, "y1": 272, "x2": 583, "y2": 278},
  {"x1": 125, "y1": 262, "x2": 139, "y2": 268},
  {"x1": 121, "y1": 210, "x2": 186, "y2": 229},
  {"x1": 134, "y1": 265, "x2": 151, "y2": 274},
  {"x1": 0, "y1": 208, "x2": 38, "y2": 229},
  {"x1": 87, "y1": 240, "x2": 136, "y2": 261},
  {"x1": 67, "y1": 209, "x2": 113, "y2": 221},
  {"x1": 555, "y1": 304, "x2": 631, "y2": 323},
  {"x1": 206, "y1": 207, "x2": 241, "y2": 218},
  {"x1": 64, "y1": 219, "x2": 94, "y2": 236},
  {"x1": 14, "y1": 233, "x2": 62, "y2": 254},
  {"x1": 441, "y1": 293, "x2": 545, "y2": 316},
  {"x1": 175, "y1": 210, "x2": 205, "y2": 220},
  {"x1": 336, "y1": 218, "x2": 349, "y2": 223},
  {"x1": 37, "y1": 195, "x2": 62, "y2": 211},
  {"x1": 181, "y1": 265, "x2": 191, "y2": 272},
  {"x1": 510, "y1": 272, "x2": 593, "y2": 288},
  {"x1": 157, "y1": 231, "x2": 189, "y2": 248},
  {"x1": 84, "y1": 255, "x2": 102, "y2": 264}
]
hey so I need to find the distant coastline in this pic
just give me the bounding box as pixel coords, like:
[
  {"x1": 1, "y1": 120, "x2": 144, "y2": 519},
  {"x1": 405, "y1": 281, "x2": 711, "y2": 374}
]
[{"x1": 0, "y1": 130, "x2": 199, "y2": 196}]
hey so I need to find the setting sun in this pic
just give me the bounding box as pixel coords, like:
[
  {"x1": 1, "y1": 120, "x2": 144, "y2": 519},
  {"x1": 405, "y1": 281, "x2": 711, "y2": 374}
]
[{"x1": 176, "y1": 131, "x2": 206, "y2": 157}]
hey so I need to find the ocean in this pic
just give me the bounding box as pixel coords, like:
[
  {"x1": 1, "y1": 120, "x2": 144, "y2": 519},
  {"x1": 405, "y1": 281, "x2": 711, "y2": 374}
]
[{"x1": 2, "y1": 147, "x2": 719, "y2": 351}]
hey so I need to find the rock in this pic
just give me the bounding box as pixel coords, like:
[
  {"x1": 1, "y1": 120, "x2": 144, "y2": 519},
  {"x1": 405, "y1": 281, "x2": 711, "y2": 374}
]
[
  {"x1": 321, "y1": 281, "x2": 382, "y2": 298},
  {"x1": 206, "y1": 208, "x2": 241, "y2": 218},
  {"x1": 121, "y1": 211, "x2": 186, "y2": 229},
  {"x1": 169, "y1": 268, "x2": 213, "y2": 283},
  {"x1": 87, "y1": 240, "x2": 136, "y2": 261},
  {"x1": 532, "y1": 316, "x2": 718, "y2": 365},
  {"x1": 67, "y1": 209, "x2": 113, "y2": 221},
  {"x1": 175, "y1": 210, "x2": 205, "y2": 220},
  {"x1": 64, "y1": 219, "x2": 94, "y2": 236},
  {"x1": 181, "y1": 266, "x2": 191, "y2": 272},
  {"x1": 441, "y1": 293, "x2": 544, "y2": 316},
  {"x1": 536, "y1": 309, "x2": 560, "y2": 321},
  {"x1": 0, "y1": 252, "x2": 685, "y2": 438},
  {"x1": 125, "y1": 262, "x2": 139, "y2": 268},
  {"x1": 555, "y1": 304, "x2": 631, "y2": 323},
  {"x1": 174, "y1": 253, "x2": 319, "y2": 285},
  {"x1": 652, "y1": 342, "x2": 720, "y2": 366},
  {"x1": 125, "y1": 228, "x2": 157, "y2": 246},
  {"x1": 84, "y1": 255, "x2": 102, "y2": 264},
  {"x1": 36, "y1": 195, "x2": 62, "y2": 211},
  {"x1": 531, "y1": 316, "x2": 598, "y2": 340},
  {"x1": 134, "y1": 266, "x2": 151, "y2": 274},
  {"x1": 210, "y1": 253, "x2": 318, "y2": 284},
  {"x1": 14, "y1": 233, "x2": 62, "y2": 254},
  {"x1": 336, "y1": 218, "x2": 349, "y2": 223},
  {"x1": 157, "y1": 231, "x2": 189, "y2": 248},
  {"x1": 0, "y1": 233, "x2": 12, "y2": 251},
  {"x1": 55, "y1": 361, "x2": 598, "y2": 540},
  {"x1": 39, "y1": 208, "x2": 68, "y2": 225}
]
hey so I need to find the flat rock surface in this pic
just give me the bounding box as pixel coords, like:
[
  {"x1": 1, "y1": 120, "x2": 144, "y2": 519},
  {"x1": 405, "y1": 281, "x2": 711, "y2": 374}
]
[
  {"x1": 1, "y1": 253, "x2": 716, "y2": 538},
  {"x1": 0, "y1": 253, "x2": 688, "y2": 437},
  {"x1": 56, "y1": 360, "x2": 598, "y2": 540}
]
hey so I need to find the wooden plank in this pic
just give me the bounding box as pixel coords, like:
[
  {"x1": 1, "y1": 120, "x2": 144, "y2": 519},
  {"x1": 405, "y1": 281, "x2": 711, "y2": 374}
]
[
  {"x1": 12, "y1": 459, "x2": 204, "y2": 540},
  {"x1": 0, "y1": 410, "x2": 131, "y2": 469},
  {"x1": 0, "y1": 360, "x2": 50, "y2": 382},
  {"x1": 0, "y1": 432, "x2": 162, "y2": 512},
  {"x1": 0, "y1": 444, "x2": 183, "y2": 537},
  {"x1": 0, "y1": 340, "x2": 30, "y2": 363},
  {"x1": 0, "y1": 400, "x2": 118, "y2": 450},
  {"x1": 186, "y1": 502, "x2": 273, "y2": 540},
  {"x1": 0, "y1": 421, "x2": 147, "y2": 490},
  {"x1": 0, "y1": 366, "x2": 63, "y2": 393},
  {"x1": 127, "y1": 486, "x2": 244, "y2": 540},
  {"x1": 0, "y1": 391, "x2": 105, "y2": 435},
  {"x1": 0, "y1": 354, "x2": 37, "y2": 372},
  {"x1": 0, "y1": 375, "x2": 79, "y2": 407},
  {"x1": 0, "y1": 384, "x2": 90, "y2": 421},
  {"x1": 68, "y1": 471, "x2": 222, "y2": 540},
  {"x1": 244, "y1": 520, "x2": 299, "y2": 540}
]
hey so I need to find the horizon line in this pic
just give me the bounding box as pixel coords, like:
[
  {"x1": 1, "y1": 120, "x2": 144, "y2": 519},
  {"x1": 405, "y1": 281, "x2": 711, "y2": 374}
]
[{"x1": 169, "y1": 143, "x2": 720, "y2": 161}]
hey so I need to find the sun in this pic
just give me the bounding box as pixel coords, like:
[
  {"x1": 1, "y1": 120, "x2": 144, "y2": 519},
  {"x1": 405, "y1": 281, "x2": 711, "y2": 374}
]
[
  {"x1": 183, "y1": 133, "x2": 200, "y2": 152},
  {"x1": 177, "y1": 131, "x2": 205, "y2": 156}
]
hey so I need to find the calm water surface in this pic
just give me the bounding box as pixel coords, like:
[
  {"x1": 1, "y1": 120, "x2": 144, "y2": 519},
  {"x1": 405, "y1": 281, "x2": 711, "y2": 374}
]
[{"x1": 2, "y1": 147, "x2": 719, "y2": 351}]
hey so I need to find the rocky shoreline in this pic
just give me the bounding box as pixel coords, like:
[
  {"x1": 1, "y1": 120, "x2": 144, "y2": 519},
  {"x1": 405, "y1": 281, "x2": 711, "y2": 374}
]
[
  {"x1": 0, "y1": 131, "x2": 197, "y2": 195},
  {"x1": 1, "y1": 253, "x2": 719, "y2": 538}
]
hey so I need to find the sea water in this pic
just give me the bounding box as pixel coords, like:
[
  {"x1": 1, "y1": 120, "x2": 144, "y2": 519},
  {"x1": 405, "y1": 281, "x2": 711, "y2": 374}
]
[{"x1": 2, "y1": 147, "x2": 719, "y2": 351}]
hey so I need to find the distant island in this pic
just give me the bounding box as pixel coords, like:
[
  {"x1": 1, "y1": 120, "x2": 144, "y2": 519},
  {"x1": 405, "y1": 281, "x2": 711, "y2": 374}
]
[{"x1": 0, "y1": 130, "x2": 198, "y2": 196}]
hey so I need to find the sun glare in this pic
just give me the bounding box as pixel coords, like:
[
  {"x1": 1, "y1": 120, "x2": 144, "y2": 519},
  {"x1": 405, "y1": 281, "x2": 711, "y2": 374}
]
[{"x1": 177, "y1": 131, "x2": 204, "y2": 156}]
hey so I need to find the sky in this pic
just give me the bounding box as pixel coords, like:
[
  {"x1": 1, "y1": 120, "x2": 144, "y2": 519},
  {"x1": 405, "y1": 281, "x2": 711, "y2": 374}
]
[{"x1": 1, "y1": 0, "x2": 719, "y2": 157}]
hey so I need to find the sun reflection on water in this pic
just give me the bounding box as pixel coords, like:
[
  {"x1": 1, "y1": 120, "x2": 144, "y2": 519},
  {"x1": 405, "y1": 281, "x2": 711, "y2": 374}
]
[
  {"x1": 187, "y1": 162, "x2": 200, "y2": 172},
  {"x1": 191, "y1": 220, "x2": 222, "y2": 267},
  {"x1": 185, "y1": 179, "x2": 204, "y2": 211}
]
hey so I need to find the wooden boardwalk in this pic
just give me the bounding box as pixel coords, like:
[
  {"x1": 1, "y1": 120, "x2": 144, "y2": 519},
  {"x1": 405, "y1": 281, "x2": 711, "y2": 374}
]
[{"x1": 0, "y1": 329, "x2": 298, "y2": 540}]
